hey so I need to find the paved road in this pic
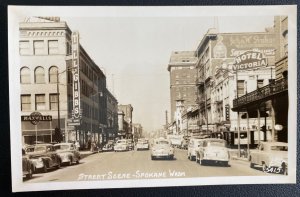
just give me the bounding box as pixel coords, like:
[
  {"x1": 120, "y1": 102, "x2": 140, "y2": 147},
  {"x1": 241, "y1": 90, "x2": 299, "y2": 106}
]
[{"x1": 25, "y1": 148, "x2": 278, "y2": 183}]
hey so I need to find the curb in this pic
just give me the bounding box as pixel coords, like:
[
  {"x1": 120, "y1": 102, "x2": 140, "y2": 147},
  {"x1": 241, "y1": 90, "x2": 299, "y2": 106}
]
[{"x1": 80, "y1": 151, "x2": 97, "y2": 159}]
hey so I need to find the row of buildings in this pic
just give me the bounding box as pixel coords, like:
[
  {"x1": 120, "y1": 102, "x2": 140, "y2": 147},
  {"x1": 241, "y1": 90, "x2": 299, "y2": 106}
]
[
  {"x1": 19, "y1": 17, "x2": 143, "y2": 148},
  {"x1": 167, "y1": 16, "x2": 288, "y2": 148}
]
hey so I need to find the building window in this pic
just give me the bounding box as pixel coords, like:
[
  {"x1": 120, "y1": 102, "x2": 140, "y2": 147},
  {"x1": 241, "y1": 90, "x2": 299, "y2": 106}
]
[
  {"x1": 35, "y1": 66, "x2": 45, "y2": 84},
  {"x1": 49, "y1": 94, "x2": 58, "y2": 110},
  {"x1": 19, "y1": 41, "x2": 30, "y2": 55},
  {"x1": 257, "y1": 79, "x2": 264, "y2": 89},
  {"x1": 237, "y1": 80, "x2": 245, "y2": 97},
  {"x1": 20, "y1": 67, "x2": 30, "y2": 84},
  {"x1": 33, "y1": 40, "x2": 45, "y2": 55},
  {"x1": 48, "y1": 40, "x2": 59, "y2": 54},
  {"x1": 21, "y1": 94, "x2": 31, "y2": 111},
  {"x1": 49, "y1": 66, "x2": 58, "y2": 83},
  {"x1": 35, "y1": 94, "x2": 46, "y2": 110}
]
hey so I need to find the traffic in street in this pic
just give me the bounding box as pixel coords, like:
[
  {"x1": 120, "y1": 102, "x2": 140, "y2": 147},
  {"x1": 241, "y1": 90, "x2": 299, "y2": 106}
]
[{"x1": 24, "y1": 140, "x2": 281, "y2": 183}]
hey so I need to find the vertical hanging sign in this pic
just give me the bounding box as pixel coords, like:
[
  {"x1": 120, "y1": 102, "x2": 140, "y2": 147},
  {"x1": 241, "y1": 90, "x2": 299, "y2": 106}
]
[{"x1": 72, "y1": 31, "x2": 81, "y2": 124}]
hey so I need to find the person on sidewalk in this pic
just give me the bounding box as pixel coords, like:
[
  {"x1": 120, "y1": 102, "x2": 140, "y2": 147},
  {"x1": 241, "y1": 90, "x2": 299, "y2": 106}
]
[{"x1": 75, "y1": 140, "x2": 80, "y2": 151}]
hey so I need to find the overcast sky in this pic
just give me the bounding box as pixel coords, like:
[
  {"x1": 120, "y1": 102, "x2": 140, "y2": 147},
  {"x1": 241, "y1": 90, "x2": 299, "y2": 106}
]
[{"x1": 61, "y1": 15, "x2": 274, "y2": 133}]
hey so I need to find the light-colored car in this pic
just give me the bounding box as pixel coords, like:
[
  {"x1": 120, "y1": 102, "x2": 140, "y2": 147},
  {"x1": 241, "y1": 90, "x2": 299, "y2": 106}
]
[
  {"x1": 114, "y1": 139, "x2": 129, "y2": 152},
  {"x1": 22, "y1": 149, "x2": 34, "y2": 179},
  {"x1": 249, "y1": 142, "x2": 288, "y2": 174},
  {"x1": 54, "y1": 143, "x2": 80, "y2": 166},
  {"x1": 102, "y1": 143, "x2": 114, "y2": 152},
  {"x1": 136, "y1": 138, "x2": 149, "y2": 150},
  {"x1": 28, "y1": 144, "x2": 61, "y2": 173},
  {"x1": 151, "y1": 138, "x2": 174, "y2": 160},
  {"x1": 187, "y1": 138, "x2": 205, "y2": 161},
  {"x1": 195, "y1": 138, "x2": 229, "y2": 166}
]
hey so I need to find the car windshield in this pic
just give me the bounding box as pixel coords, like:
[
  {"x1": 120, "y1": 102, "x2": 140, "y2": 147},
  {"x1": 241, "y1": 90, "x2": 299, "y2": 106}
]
[
  {"x1": 117, "y1": 140, "x2": 127, "y2": 144},
  {"x1": 271, "y1": 146, "x2": 288, "y2": 151},
  {"x1": 207, "y1": 141, "x2": 226, "y2": 147},
  {"x1": 55, "y1": 145, "x2": 70, "y2": 150},
  {"x1": 34, "y1": 146, "x2": 46, "y2": 152},
  {"x1": 156, "y1": 141, "x2": 169, "y2": 145}
]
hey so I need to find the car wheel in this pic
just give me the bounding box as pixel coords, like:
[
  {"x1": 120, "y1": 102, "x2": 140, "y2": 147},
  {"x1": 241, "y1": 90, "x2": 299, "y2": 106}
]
[
  {"x1": 188, "y1": 154, "x2": 191, "y2": 160},
  {"x1": 169, "y1": 155, "x2": 174, "y2": 160},
  {"x1": 151, "y1": 156, "x2": 155, "y2": 160},
  {"x1": 76, "y1": 157, "x2": 80, "y2": 164},
  {"x1": 199, "y1": 157, "x2": 204, "y2": 166},
  {"x1": 69, "y1": 157, "x2": 73, "y2": 166},
  {"x1": 26, "y1": 167, "x2": 33, "y2": 179},
  {"x1": 223, "y1": 161, "x2": 229, "y2": 167},
  {"x1": 262, "y1": 163, "x2": 268, "y2": 172},
  {"x1": 42, "y1": 163, "x2": 47, "y2": 173},
  {"x1": 282, "y1": 162, "x2": 287, "y2": 175},
  {"x1": 57, "y1": 159, "x2": 61, "y2": 169}
]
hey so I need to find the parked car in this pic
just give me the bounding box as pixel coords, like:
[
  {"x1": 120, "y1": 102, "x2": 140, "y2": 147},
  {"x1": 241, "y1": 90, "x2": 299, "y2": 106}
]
[
  {"x1": 249, "y1": 142, "x2": 288, "y2": 175},
  {"x1": 54, "y1": 143, "x2": 80, "y2": 166},
  {"x1": 114, "y1": 139, "x2": 129, "y2": 152},
  {"x1": 195, "y1": 138, "x2": 229, "y2": 166},
  {"x1": 22, "y1": 149, "x2": 34, "y2": 179},
  {"x1": 24, "y1": 144, "x2": 35, "y2": 153},
  {"x1": 136, "y1": 138, "x2": 149, "y2": 150},
  {"x1": 151, "y1": 137, "x2": 174, "y2": 160},
  {"x1": 187, "y1": 138, "x2": 205, "y2": 161},
  {"x1": 28, "y1": 143, "x2": 61, "y2": 173},
  {"x1": 102, "y1": 143, "x2": 114, "y2": 152}
]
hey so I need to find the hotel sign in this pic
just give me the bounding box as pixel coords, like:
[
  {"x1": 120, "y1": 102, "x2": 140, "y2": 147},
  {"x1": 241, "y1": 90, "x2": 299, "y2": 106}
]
[
  {"x1": 72, "y1": 31, "x2": 82, "y2": 122},
  {"x1": 233, "y1": 51, "x2": 268, "y2": 71},
  {"x1": 21, "y1": 112, "x2": 52, "y2": 125}
]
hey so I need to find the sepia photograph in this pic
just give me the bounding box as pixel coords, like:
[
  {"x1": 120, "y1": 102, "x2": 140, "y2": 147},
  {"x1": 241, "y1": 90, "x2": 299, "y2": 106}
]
[{"x1": 8, "y1": 5, "x2": 297, "y2": 192}]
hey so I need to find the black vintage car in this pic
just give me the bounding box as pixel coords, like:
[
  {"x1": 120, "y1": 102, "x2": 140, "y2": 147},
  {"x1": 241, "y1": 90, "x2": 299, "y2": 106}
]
[
  {"x1": 22, "y1": 149, "x2": 34, "y2": 179},
  {"x1": 28, "y1": 144, "x2": 61, "y2": 173}
]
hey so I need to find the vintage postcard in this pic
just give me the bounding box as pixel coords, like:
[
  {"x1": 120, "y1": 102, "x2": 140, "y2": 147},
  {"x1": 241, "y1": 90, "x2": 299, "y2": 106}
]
[{"x1": 8, "y1": 5, "x2": 297, "y2": 192}]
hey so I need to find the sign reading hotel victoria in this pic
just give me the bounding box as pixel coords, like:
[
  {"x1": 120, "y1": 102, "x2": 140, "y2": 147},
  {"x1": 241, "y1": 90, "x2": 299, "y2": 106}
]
[
  {"x1": 71, "y1": 31, "x2": 82, "y2": 124},
  {"x1": 233, "y1": 51, "x2": 268, "y2": 71}
]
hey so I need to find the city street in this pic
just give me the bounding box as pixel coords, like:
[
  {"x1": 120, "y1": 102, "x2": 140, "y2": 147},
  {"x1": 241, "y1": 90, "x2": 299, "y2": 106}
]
[{"x1": 24, "y1": 148, "x2": 277, "y2": 183}]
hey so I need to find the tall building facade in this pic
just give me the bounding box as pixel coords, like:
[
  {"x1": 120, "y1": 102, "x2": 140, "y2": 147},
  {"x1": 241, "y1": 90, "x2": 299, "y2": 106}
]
[
  {"x1": 106, "y1": 89, "x2": 118, "y2": 140},
  {"x1": 167, "y1": 51, "x2": 198, "y2": 122},
  {"x1": 195, "y1": 27, "x2": 277, "y2": 146},
  {"x1": 19, "y1": 17, "x2": 107, "y2": 149},
  {"x1": 118, "y1": 104, "x2": 133, "y2": 139}
]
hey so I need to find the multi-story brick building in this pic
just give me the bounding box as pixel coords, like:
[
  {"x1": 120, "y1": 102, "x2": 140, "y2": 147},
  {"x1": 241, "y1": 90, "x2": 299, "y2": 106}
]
[
  {"x1": 19, "y1": 17, "x2": 107, "y2": 149},
  {"x1": 106, "y1": 89, "x2": 118, "y2": 140},
  {"x1": 167, "y1": 51, "x2": 198, "y2": 122}
]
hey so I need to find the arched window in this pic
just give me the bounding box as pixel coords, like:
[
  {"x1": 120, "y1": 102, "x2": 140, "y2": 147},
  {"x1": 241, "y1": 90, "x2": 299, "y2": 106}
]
[
  {"x1": 35, "y1": 66, "x2": 45, "y2": 84},
  {"x1": 20, "y1": 67, "x2": 30, "y2": 84},
  {"x1": 49, "y1": 66, "x2": 58, "y2": 83}
]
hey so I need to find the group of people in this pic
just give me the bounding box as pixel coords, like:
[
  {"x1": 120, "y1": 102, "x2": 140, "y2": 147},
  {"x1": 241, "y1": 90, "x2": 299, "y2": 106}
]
[{"x1": 73, "y1": 140, "x2": 98, "y2": 152}]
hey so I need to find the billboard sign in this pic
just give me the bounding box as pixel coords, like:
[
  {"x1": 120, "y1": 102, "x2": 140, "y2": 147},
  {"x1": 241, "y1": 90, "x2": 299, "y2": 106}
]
[{"x1": 71, "y1": 31, "x2": 82, "y2": 122}]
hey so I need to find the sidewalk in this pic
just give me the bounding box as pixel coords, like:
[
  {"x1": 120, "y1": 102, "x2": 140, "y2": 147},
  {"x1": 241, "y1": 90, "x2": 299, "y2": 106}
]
[
  {"x1": 229, "y1": 149, "x2": 249, "y2": 162},
  {"x1": 79, "y1": 150, "x2": 98, "y2": 159}
]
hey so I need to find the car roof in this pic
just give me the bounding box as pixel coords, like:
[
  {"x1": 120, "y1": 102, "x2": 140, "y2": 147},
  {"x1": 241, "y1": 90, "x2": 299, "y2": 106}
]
[
  {"x1": 54, "y1": 143, "x2": 72, "y2": 146},
  {"x1": 260, "y1": 142, "x2": 288, "y2": 146},
  {"x1": 35, "y1": 143, "x2": 53, "y2": 146}
]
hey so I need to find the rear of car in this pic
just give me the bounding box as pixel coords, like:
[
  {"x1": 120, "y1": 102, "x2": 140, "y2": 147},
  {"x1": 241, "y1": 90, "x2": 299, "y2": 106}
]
[
  {"x1": 151, "y1": 138, "x2": 174, "y2": 160},
  {"x1": 136, "y1": 139, "x2": 149, "y2": 150},
  {"x1": 114, "y1": 140, "x2": 128, "y2": 152},
  {"x1": 197, "y1": 139, "x2": 229, "y2": 166}
]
